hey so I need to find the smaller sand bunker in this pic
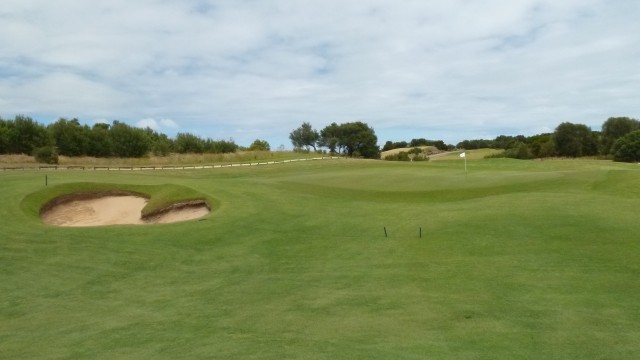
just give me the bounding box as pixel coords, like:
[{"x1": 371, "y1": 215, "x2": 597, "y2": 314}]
[{"x1": 41, "y1": 195, "x2": 210, "y2": 227}]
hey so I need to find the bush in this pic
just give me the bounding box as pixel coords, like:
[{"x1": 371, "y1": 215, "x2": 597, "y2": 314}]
[
  {"x1": 504, "y1": 142, "x2": 533, "y2": 159},
  {"x1": 612, "y1": 130, "x2": 640, "y2": 162},
  {"x1": 33, "y1": 146, "x2": 59, "y2": 164},
  {"x1": 384, "y1": 151, "x2": 429, "y2": 162},
  {"x1": 249, "y1": 139, "x2": 270, "y2": 151},
  {"x1": 485, "y1": 143, "x2": 532, "y2": 160}
]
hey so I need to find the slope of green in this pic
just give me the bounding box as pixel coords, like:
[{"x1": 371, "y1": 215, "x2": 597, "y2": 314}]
[{"x1": 1, "y1": 159, "x2": 639, "y2": 359}]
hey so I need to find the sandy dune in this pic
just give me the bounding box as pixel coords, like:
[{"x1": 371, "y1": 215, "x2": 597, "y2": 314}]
[{"x1": 41, "y1": 195, "x2": 209, "y2": 227}]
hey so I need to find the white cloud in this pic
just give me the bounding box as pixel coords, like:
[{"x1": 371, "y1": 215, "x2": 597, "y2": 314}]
[
  {"x1": 136, "y1": 118, "x2": 179, "y2": 131},
  {"x1": 1, "y1": 0, "x2": 639, "y2": 146},
  {"x1": 160, "y1": 118, "x2": 179, "y2": 129},
  {"x1": 136, "y1": 118, "x2": 159, "y2": 130}
]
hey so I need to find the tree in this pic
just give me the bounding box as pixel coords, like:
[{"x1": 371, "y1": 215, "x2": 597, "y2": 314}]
[
  {"x1": 504, "y1": 142, "x2": 533, "y2": 159},
  {"x1": 204, "y1": 139, "x2": 238, "y2": 153},
  {"x1": 553, "y1": 122, "x2": 598, "y2": 157},
  {"x1": 527, "y1": 133, "x2": 555, "y2": 158},
  {"x1": 601, "y1": 117, "x2": 640, "y2": 155},
  {"x1": 7, "y1": 115, "x2": 51, "y2": 154},
  {"x1": 319, "y1": 122, "x2": 342, "y2": 154},
  {"x1": 336, "y1": 121, "x2": 380, "y2": 158},
  {"x1": 456, "y1": 139, "x2": 494, "y2": 149},
  {"x1": 143, "y1": 128, "x2": 173, "y2": 156},
  {"x1": 289, "y1": 122, "x2": 319, "y2": 151},
  {"x1": 249, "y1": 139, "x2": 270, "y2": 151},
  {"x1": 174, "y1": 133, "x2": 204, "y2": 153},
  {"x1": 612, "y1": 130, "x2": 640, "y2": 162},
  {"x1": 48, "y1": 118, "x2": 90, "y2": 156},
  {"x1": 87, "y1": 123, "x2": 113, "y2": 157},
  {"x1": 109, "y1": 121, "x2": 150, "y2": 157},
  {"x1": 0, "y1": 118, "x2": 10, "y2": 154}
]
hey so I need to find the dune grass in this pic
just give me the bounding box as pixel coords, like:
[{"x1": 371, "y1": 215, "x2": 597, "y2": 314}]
[
  {"x1": 0, "y1": 150, "x2": 324, "y2": 168},
  {"x1": 380, "y1": 146, "x2": 441, "y2": 159},
  {"x1": 1, "y1": 158, "x2": 639, "y2": 359}
]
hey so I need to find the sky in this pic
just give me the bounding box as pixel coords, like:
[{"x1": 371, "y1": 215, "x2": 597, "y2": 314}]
[{"x1": 1, "y1": 0, "x2": 639, "y2": 148}]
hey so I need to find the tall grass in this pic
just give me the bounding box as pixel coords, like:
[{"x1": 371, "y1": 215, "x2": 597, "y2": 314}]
[{"x1": 1, "y1": 151, "x2": 324, "y2": 167}]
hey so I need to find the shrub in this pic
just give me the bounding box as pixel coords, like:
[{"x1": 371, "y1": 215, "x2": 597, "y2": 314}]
[
  {"x1": 612, "y1": 130, "x2": 640, "y2": 162},
  {"x1": 384, "y1": 151, "x2": 429, "y2": 162},
  {"x1": 33, "y1": 146, "x2": 59, "y2": 164}
]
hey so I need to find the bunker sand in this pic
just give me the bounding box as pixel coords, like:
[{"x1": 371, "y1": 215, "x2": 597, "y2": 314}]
[{"x1": 41, "y1": 195, "x2": 209, "y2": 227}]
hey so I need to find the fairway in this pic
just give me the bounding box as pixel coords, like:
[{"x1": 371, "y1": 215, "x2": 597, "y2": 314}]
[{"x1": 1, "y1": 158, "x2": 639, "y2": 359}]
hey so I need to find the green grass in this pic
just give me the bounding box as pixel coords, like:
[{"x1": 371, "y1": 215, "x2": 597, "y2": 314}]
[{"x1": 1, "y1": 158, "x2": 639, "y2": 359}]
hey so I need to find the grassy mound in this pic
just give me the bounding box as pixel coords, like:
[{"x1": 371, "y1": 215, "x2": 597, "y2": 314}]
[{"x1": 22, "y1": 182, "x2": 216, "y2": 219}]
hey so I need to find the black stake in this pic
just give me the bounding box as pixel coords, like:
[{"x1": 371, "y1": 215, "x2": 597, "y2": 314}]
[
  {"x1": 45, "y1": 175, "x2": 48, "y2": 186},
  {"x1": 384, "y1": 226, "x2": 388, "y2": 238},
  {"x1": 420, "y1": 227, "x2": 422, "y2": 238}
]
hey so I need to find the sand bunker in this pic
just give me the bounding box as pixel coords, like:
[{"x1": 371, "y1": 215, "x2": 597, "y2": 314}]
[{"x1": 41, "y1": 195, "x2": 210, "y2": 227}]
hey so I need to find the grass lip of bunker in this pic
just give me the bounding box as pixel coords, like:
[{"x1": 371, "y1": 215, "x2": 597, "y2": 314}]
[{"x1": 31, "y1": 183, "x2": 213, "y2": 226}]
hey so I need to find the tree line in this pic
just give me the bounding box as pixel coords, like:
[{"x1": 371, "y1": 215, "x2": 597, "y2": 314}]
[
  {"x1": 0, "y1": 115, "x2": 242, "y2": 160},
  {"x1": 289, "y1": 121, "x2": 380, "y2": 158},
  {"x1": 290, "y1": 116, "x2": 640, "y2": 163},
  {"x1": 456, "y1": 117, "x2": 640, "y2": 162},
  {"x1": 3, "y1": 114, "x2": 639, "y2": 163},
  {"x1": 382, "y1": 138, "x2": 452, "y2": 152}
]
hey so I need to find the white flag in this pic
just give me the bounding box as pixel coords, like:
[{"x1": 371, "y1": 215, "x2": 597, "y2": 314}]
[{"x1": 459, "y1": 152, "x2": 466, "y2": 158}]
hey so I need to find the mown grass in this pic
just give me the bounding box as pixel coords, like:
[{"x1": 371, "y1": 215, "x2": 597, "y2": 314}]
[{"x1": 1, "y1": 158, "x2": 639, "y2": 359}]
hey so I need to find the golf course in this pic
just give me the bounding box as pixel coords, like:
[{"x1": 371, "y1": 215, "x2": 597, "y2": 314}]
[{"x1": 1, "y1": 155, "x2": 639, "y2": 359}]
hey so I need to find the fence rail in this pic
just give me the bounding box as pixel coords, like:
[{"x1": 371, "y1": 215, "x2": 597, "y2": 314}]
[{"x1": 1, "y1": 157, "x2": 341, "y2": 172}]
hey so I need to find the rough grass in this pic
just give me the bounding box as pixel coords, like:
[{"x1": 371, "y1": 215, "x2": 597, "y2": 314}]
[
  {"x1": 1, "y1": 158, "x2": 639, "y2": 359},
  {"x1": 380, "y1": 145, "x2": 440, "y2": 159},
  {"x1": 0, "y1": 151, "x2": 323, "y2": 168}
]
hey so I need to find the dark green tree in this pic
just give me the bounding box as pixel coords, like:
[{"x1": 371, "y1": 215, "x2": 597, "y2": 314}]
[
  {"x1": 612, "y1": 130, "x2": 640, "y2": 162},
  {"x1": 504, "y1": 142, "x2": 533, "y2": 159},
  {"x1": 553, "y1": 122, "x2": 598, "y2": 157},
  {"x1": 48, "y1": 118, "x2": 90, "y2": 156},
  {"x1": 0, "y1": 118, "x2": 10, "y2": 154},
  {"x1": 8, "y1": 115, "x2": 51, "y2": 154},
  {"x1": 87, "y1": 123, "x2": 113, "y2": 157},
  {"x1": 204, "y1": 139, "x2": 238, "y2": 153},
  {"x1": 382, "y1": 141, "x2": 395, "y2": 152},
  {"x1": 456, "y1": 139, "x2": 495, "y2": 149},
  {"x1": 143, "y1": 128, "x2": 173, "y2": 156},
  {"x1": 601, "y1": 117, "x2": 640, "y2": 155},
  {"x1": 289, "y1": 122, "x2": 319, "y2": 151},
  {"x1": 318, "y1": 123, "x2": 342, "y2": 154},
  {"x1": 249, "y1": 139, "x2": 270, "y2": 151},
  {"x1": 175, "y1": 133, "x2": 205, "y2": 153},
  {"x1": 337, "y1": 121, "x2": 380, "y2": 158},
  {"x1": 319, "y1": 122, "x2": 342, "y2": 154},
  {"x1": 109, "y1": 121, "x2": 150, "y2": 157},
  {"x1": 528, "y1": 133, "x2": 555, "y2": 158}
]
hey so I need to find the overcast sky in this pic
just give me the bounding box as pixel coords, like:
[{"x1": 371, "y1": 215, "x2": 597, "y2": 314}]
[{"x1": 1, "y1": 0, "x2": 638, "y2": 147}]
